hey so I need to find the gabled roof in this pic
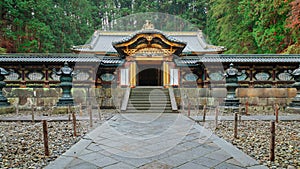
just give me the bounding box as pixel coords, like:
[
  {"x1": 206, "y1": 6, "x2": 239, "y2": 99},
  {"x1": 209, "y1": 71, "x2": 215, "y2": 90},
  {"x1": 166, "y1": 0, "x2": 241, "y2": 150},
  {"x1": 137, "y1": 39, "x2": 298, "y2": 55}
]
[
  {"x1": 0, "y1": 53, "x2": 124, "y2": 66},
  {"x1": 71, "y1": 30, "x2": 226, "y2": 55},
  {"x1": 112, "y1": 29, "x2": 187, "y2": 58},
  {"x1": 1, "y1": 54, "x2": 300, "y2": 65},
  {"x1": 174, "y1": 54, "x2": 300, "y2": 66}
]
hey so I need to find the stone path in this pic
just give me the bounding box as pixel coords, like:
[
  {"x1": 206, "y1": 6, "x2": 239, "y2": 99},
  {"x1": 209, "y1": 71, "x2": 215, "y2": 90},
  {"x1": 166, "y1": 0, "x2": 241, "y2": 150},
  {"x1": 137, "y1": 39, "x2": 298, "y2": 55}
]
[{"x1": 45, "y1": 113, "x2": 267, "y2": 169}]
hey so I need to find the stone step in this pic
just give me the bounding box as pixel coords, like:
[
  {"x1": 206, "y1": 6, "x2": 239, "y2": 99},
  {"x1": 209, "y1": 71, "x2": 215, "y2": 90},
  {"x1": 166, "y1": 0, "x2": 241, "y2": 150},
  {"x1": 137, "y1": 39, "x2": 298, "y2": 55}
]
[
  {"x1": 128, "y1": 97, "x2": 170, "y2": 102},
  {"x1": 131, "y1": 91, "x2": 168, "y2": 94},
  {"x1": 128, "y1": 100, "x2": 171, "y2": 103},
  {"x1": 130, "y1": 94, "x2": 169, "y2": 96},
  {"x1": 125, "y1": 110, "x2": 175, "y2": 113},
  {"x1": 128, "y1": 101, "x2": 171, "y2": 104},
  {"x1": 131, "y1": 88, "x2": 166, "y2": 90},
  {"x1": 130, "y1": 95, "x2": 169, "y2": 98},
  {"x1": 127, "y1": 107, "x2": 173, "y2": 110},
  {"x1": 127, "y1": 104, "x2": 172, "y2": 107},
  {"x1": 131, "y1": 91, "x2": 168, "y2": 92},
  {"x1": 128, "y1": 103, "x2": 172, "y2": 106},
  {"x1": 125, "y1": 87, "x2": 175, "y2": 113}
]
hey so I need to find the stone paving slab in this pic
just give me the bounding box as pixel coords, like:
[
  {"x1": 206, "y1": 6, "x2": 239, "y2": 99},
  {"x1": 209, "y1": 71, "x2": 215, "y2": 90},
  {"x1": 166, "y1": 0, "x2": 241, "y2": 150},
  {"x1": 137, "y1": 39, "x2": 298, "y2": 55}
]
[{"x1": 46, "y1": 113, "x2": 268, "y2": 169}]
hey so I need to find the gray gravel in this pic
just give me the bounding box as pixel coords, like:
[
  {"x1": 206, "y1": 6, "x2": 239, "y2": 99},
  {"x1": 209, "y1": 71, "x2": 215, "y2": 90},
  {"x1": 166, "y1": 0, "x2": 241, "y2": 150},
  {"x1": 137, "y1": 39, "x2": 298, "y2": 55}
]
[
  {"x1": 199, "y1": 120, "x2": 300, "y2": 168},
  {"x1": 0, "y1": 121, "x2": 89, "y2": 168},
  {"x1": 0, "y1": 109, "x2": 115, "y2": 169}
]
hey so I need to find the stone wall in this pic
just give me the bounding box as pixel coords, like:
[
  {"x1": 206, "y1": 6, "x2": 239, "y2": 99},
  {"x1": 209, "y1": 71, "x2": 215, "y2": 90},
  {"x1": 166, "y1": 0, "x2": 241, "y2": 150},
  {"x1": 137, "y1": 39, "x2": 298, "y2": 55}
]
[
  {"x1": 4, "y1": 87, "x2": 126, "y2": 110},
  {"x1": 3, "y1": 87, "x2": 296, "y2": 114},
  {"x1": 174, "y1": 88, "x2": 297, "y2": 110}
]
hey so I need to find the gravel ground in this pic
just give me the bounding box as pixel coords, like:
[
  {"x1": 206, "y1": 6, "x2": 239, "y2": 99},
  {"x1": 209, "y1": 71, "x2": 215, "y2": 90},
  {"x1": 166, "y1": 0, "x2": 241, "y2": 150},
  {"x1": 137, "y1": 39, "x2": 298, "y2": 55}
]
[
  {"x1": 200, "y1": 120, "x2": 300, "y2": 168},
  {"x1": 0, "y1": 109, "x2": 115, "y2": 169},
  {"x1": 1, "y1": 109, "x2": 298, "y2": 168}
]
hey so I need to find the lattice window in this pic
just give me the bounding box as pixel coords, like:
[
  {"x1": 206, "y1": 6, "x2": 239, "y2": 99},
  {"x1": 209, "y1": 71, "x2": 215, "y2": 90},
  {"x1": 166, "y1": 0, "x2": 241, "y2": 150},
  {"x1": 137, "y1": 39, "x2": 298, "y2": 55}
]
[
  {"x1": 50, "y1": 72, "x2": 60, "y2": 81},
  {"x1": 75, "y1": 71, "x2": 90, "y2": 81},
  {"x1": 184, "y1": 73, "x2": 198, "y2": 81},
  {"x1": 278, "y1": 72, "x2": 292, "y2": 81},
  {"x1": 255, "y1": 72, "x2": 270, "y2": 81},
  {"x1": 208, "y1": 72, "x2": 223, "y2": 81},
  {"x1": 5, "y1": 72, "x2": 20, "y2": 80},
  {"x1": 100, "y1": 73, "x2": 115, "y2": 82},
  {"x1": 27, "y1": 71, "x2": 44, "y2": 80},
  {"x1": 238, "y1": 73, "x2": 248, "y2": 81}
]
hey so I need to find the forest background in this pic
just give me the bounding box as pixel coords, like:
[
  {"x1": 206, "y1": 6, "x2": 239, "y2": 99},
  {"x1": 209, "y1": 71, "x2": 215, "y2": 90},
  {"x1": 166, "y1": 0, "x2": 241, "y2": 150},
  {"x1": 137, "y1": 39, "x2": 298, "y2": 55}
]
[{"x1": 0, "y1": 0, "x2": 299, "y2": 54}]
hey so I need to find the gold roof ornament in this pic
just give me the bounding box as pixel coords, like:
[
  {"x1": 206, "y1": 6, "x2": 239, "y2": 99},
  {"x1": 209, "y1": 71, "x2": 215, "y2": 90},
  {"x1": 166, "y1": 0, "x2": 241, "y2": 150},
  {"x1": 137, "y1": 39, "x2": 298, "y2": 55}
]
[{"x1": 142, "y1": 20, "x2": 154, "y2": 30}]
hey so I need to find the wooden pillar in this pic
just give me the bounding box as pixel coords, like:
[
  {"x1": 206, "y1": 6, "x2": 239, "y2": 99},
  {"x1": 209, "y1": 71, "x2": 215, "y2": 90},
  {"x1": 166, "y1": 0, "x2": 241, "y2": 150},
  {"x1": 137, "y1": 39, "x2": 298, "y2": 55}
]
[
  {"x1": 42, "y1": 120, "x2": 50, "y2": 156},
  {"x1": 249, "y1": 67, "x2": 254, "y2": 88},
  {"x1": 130, "y1": 62, "x2": 136, "y2": 88},
  {"x1": 204, "y1": 68, "x2": 208, "y2": 88},
  {"x1": 163, "y1": 62, "x2": 170, "y2": 88},
  {"x1": 44, "y1": 66, "x2": 49, "y2": 88},
  {"x1": 270, "y1": 121, "x2": 275, "y2": 161},
  {"x1": 21, "y1": 67, "x2": 26, "y2": 88},
  {"x1": 272, "y1": 68, "x2": 276, "y2": 88}
]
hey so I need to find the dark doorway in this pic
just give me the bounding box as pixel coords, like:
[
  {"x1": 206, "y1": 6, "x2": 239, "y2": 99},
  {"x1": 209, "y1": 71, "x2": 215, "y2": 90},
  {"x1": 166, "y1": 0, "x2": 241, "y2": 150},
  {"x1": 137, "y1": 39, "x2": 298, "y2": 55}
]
[{"x1": 138, "y1": 68, "x2": 161, "y2": 86}]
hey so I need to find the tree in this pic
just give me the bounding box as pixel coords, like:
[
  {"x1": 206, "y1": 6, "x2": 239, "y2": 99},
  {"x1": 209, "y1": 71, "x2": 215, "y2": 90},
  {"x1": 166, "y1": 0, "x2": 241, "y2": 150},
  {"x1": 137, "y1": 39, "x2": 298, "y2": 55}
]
[
  {"x1": 206, "y1": 0, "x2": 292, "y2": 54},
  {"x1": 284, "y1": 0, "x2": 300, "y2": 54}
]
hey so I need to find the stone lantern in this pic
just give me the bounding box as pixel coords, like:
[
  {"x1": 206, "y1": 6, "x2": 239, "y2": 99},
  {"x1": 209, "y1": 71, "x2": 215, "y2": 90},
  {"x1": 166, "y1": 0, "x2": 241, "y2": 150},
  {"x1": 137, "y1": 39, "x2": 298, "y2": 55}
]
[
  {"x1": 53, "y1": 62, "x2": 77, "y2": 106},
  {"x1": 223, "y1": 63, "x2": 240, "y2": 107},
  {"x1": 288, "y1": 64, "x2": 300, "y2": 109},
  {"x1": 0, "y1": 67, "x2": 11, "y2": 107}
]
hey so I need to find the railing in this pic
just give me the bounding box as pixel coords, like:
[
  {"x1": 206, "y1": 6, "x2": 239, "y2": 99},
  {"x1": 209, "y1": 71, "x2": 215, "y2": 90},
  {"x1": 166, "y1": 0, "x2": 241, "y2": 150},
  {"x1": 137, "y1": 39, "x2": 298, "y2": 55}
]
[
  {"x1": 168, "y1": 87, "x2": 178, "y2": 112},
  {"x1": 120, "y1": 87, "x2": 131, "y2": 111}
]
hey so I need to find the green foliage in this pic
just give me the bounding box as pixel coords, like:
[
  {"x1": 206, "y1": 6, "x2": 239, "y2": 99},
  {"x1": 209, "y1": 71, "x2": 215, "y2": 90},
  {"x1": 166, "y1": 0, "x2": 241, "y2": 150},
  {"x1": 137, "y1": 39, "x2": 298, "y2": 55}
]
[
  {"x1": 0, "y1": 47, "x2": 6, "y2": 53},
  {"x1": 0, "y1": 0, "x2": 299, "y2": 53},
  {"x1": 283, "y1": 43, "x2": 300, "y2": 54},
  {"x1": 1, "y1": 0, "x2": 95, "y2": 52},
  {"x1": 206, "y1": 0, "x2": 297, "y2": 54}
]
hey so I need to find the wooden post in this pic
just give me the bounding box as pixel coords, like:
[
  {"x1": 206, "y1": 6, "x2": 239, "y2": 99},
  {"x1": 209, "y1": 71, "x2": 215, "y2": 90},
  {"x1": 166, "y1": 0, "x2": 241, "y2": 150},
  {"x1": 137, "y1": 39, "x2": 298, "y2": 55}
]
[
  {"x1": 49, "y1": 103, "x2": 52, "y2": 116},
  {"x1": 72, "y1": 111, "x2": 77, "y2": 137},
  {"x1": 270, "y1": 121, "x2": 275, "y2": 161},
  {"x1": 182, "y1": 97, "x2": 185, "y2": 111},
  {"x1": 203, "y1": 105, "x2": 206, "y2": 122},
  {"x1": 234, "y1": 113, "x2": 238, "y2": 139},
  {"x1": 245, "y1": 100, "x2": 249, "y2": 115},
  {"x1": 68, "y1": 105, "x2": 71, "y2": 114},
  {"x1": 79, "y1": 103, "x2": 83, "y2": 116},
  {"x1": 16, "y1": 102, "x2": 19, "y2": 115},
  {"x1": 89, "y1": 105, "x2": 93, "y2": 128},
  {"x1": 275, "y1": 104, "x2": 279, "y2": 123},
  {"x1": 97, "y1": 105, "x2": 101, "y2": 121},
  {"x1": 31, "y1": 105, "x2": 35, "y2": 122},
  {"x1": 188, "y1": 102, "x2": 191, "y2": 116},
  {"x1": 67, "y1": 105, "x2": 71, "y2": 121},
  {"x1": 215, "y1": 106, "x2": 219, "y2": 129},
  {"x1": 42, "y1": 120, "x2": 50, "y2": 156}
]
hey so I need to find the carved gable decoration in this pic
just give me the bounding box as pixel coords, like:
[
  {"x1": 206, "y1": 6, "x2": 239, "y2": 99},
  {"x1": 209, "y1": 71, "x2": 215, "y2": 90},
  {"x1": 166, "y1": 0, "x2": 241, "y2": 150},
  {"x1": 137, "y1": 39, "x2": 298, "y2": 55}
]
[{"x1": 112, "y1": 30, "x2": 186, "y2": 58}]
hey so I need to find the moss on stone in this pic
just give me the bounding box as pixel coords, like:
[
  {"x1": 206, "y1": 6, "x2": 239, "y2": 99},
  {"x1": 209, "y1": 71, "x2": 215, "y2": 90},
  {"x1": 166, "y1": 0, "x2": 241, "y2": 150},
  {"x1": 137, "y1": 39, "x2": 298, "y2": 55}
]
[
  {"x1": 0, "y1": 106, "x2": 16, "y2": 114},
  {"x1": 52, "y1": 105, "x2": 79, "y2": 114}
]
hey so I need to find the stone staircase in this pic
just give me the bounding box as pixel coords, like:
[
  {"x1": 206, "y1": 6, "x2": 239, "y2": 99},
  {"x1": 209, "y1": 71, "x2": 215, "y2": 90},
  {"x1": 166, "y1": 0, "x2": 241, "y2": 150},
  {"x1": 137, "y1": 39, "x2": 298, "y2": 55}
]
[{"x1": 125, "y1": 87, "x2": 176, "y2": 113}]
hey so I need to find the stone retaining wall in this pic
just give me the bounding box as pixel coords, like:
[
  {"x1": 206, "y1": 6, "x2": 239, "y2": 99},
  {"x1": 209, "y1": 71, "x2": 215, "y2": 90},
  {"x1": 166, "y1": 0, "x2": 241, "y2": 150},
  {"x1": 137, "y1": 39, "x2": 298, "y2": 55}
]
[
  {"x1": 174, "y1": 88, "x2": 297, "y2": 108},
  {"x1": 3, "y1": 87, "x2": 297, "y2": 114},
  {"x1": 4, "y1": 87, "x2": 126, "y2": 110}
]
